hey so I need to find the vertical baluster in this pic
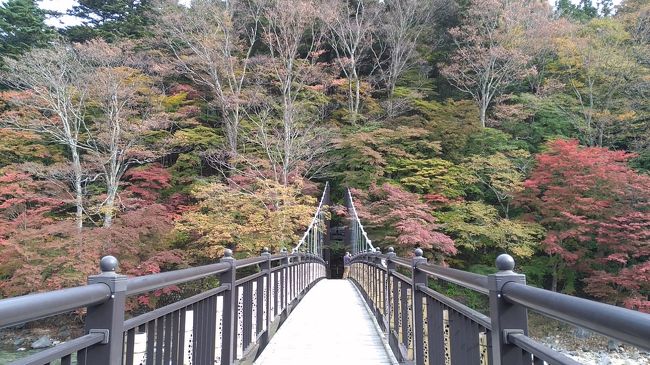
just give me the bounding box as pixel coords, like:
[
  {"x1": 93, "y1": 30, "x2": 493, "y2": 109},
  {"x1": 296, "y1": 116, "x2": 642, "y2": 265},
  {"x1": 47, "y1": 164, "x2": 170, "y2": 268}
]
[
  {"x1": 386, "y1": 247, "x2": 396, "y2": 338},
  {"x1": 243, "y1": 281, "x2": 253, "y2": 350},
  {"x1": 191, "y1": 301, "x2": 202, "y2": 365},
  {"x1": 427, "y1": 297, "x2": 445, "y2": 365},
  {"x1": 274, "y1": 271, "x2": 280, "y2": 317},
  {"x1": 210, "y1": 295, "x2": 219, "y2": 362},
  {"x1": 412, "y1": 248, "x2": 427, "y2": 365},
  {"x1": 170, "y1": 310, "x2": 179, "y2": 364},
  {"x1": 146, "y1": 320, "x2": 155, "y2": 365},
  {"x1": 392, "y1": 276, "x2": 399, "y2": 340},
  {"x1": 466, "y1": 319, "x2": 480, "y2": 365},
  {"x1": 155, "y1": 315, "x2": 164, "y2": 364},
  {"x1": 401, "y1": 281, "x2": 409, "y2": 350},
  {"x1": 61, "y1": 354, "x2": 72, "y2": 365},
  {"x1": 235, "y1": 287, "x2": 243, "y2": 360},
  {"x1": 281, "y1": 249, "x2": 289, "y2": 313},
  {"x1": 163, "y1": 314, "x2": 172, "y2": 364},
  {"x1": 256, "y1": 276, "x2": 264, "y2": 336},
  {"x1": 177, "y1": 309, "x2": 186, "y2": 365},
  {"x1": 125, "y1": 328, "x2": 135, "y2": 365},
  {"x1": 448, "y1": 310, "x2": 465, "y2": 365},
  {"x1": 77, "y1": 348, "x2": 87, "y2": 365}
]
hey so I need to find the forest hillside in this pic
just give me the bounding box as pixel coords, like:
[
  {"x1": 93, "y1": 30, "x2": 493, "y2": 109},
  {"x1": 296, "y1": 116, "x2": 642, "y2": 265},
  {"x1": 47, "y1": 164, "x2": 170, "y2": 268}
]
[{"x1": 0, "y1": 0, "x2": 648, "y2": 316}]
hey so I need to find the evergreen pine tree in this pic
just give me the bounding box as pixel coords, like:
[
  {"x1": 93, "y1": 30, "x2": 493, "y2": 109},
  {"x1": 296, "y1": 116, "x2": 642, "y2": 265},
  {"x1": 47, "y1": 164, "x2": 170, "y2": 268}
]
[
  {"x1": 63, "y1": 0, "x2": 153, "y2": 43},
  {"x1": 599, "y1": 0, "x2": 614, "y2": 16},
  {"x1": 579, "y1": 0, "x2": 599, "y2": 18},
  {"x1": 0, "y1": 0, "x2": 54, "y2": 63}
]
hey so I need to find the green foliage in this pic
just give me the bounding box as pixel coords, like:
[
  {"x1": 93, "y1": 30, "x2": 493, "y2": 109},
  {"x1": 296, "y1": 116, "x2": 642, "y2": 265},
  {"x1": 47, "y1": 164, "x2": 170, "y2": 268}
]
[
  {"x1": 498, "y1": 94, "x2": 579, "y2": 152},
  {"x1": 386, "y1": 158, "x2": 469, "y2": 198},
  {"x1": 167, "y1": 154, "x2": 203, "y2": 195},
  {"x1": 630, "y1": 150, "x2": 650, "y2": 173},
  {"x1": 436, "y1": 201, "x2": 544, "y2": 258},
  {"x1": 332, "y1": 125, "x2": 443, "y2": 188},
  {"x1": 170, "y1": 126, "x2": 223, "y2": 150},
  {"x1": 63, "y1": 0, "x2": 153, "y2": 43},
  {"x1": 0, "y1": 129, "x2": 64, "y2": 167},
  {"x1": 0, "y1": 0, "x2": 54, "y2": 65},
  {"x1": 173, "y1": 179, "x2": 316, "y2": 261}
]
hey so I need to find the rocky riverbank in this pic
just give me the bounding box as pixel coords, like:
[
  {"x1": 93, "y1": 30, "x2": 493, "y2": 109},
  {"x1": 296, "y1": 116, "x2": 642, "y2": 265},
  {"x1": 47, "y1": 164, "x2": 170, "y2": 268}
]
[{"x1": 0, "y1": 325, "x2": 82, "y2": 362}]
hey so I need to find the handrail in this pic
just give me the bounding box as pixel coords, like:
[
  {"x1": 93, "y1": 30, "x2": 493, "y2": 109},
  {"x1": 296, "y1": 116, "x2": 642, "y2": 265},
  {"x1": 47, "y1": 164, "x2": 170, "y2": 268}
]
[
  {"x1": 416, "y1": 262, "x2": 489, "y2": 294},
  {"x1": 9, "y1": 333, "x2": 106, "y2": 365},
  {"x1": 126, "y1": 262, "x2": 231, "y2": 296},
  {"x1": 506, "y1": 332, "x2": 582, "y2": 365},
  {"x1": 503, "y1": 281, "x2": 650, "y2": 350},
  {"x1": 350, "y1": 248, "x2": 650, "y2": 363},
  {"x1": 0, "y1": 284, "x2": 111, "y2": 328},
  {"x1": 1, "y1": 249, "x2": 328, "y2": 365}
]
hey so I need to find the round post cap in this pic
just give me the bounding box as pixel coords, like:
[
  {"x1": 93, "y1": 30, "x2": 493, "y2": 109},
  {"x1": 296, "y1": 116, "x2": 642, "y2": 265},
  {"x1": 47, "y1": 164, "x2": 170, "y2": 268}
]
[
  {"x1": 414, "y1": 248, "x2": 423, "y2": 257},
  {"x1": 100, "y1": 256, "x2": 119, "y2": 272},
  {"x1": 496, "y1": 254, "x2": 515, "y2": 271}
]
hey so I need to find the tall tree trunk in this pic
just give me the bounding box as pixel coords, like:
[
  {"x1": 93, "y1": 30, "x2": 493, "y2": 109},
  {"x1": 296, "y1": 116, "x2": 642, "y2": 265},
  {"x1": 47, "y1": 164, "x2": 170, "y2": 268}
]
[
  {"x1": 71, "y1": 148, "x2": 84, "y2": 230},
  {"x1": 551, "y1": 257, "x2": 558, "y2": 292},
  {"x1": 354, "y1": 69, "x2": 361, "y2": 115},
  {"x1": 479, "y1": 101, "x2": 488, "y2": 128},
  {"x1": 103, "y1": 176, "x2": 118, "y2": 228},
  {"x1": 103, "y1": 193, "x2": 114, "y2": 228}
]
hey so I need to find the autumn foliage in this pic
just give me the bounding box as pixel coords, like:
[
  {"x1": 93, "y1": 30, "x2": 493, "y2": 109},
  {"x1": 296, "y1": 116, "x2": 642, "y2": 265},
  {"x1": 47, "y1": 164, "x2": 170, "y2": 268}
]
[
  {"x1": 351, "y1": 184, "x2": 456, "y2": 258},
  {"x1": 520, "y1": 140, "x2": 650, "y2": 311}
]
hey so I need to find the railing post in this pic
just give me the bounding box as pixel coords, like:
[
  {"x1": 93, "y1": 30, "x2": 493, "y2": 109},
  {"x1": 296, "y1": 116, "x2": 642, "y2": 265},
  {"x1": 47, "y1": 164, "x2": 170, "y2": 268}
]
[
  {"x1": 488, "y1": 254, "x2": 528, "y2": 365},
  {"x1": 386, "y1": 247, "x2": 396, "y2": 335},
  {"x1": 220, "y1": 249, "x2": 237, "y2": 365},
  {"x1": 412, "y1": 248, "x2": 428, "y2": 365},
  {"x1": 281, "y1": 248, "x2": 289, "y2": 310},
  {"x1": 260, "y1": 247, "x2": 271, "y2": 338},
  {"x1": 84, "y1": 256, "x2": 127, "y2": 365}
]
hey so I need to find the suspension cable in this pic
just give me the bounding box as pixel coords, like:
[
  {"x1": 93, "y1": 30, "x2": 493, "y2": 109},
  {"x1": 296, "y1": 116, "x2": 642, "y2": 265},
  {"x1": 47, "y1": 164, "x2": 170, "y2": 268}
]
[
  {"x1": 346, "y1": 188, "x2": 375, "y2": 255},
  {"x1": 293, "y1": 182, "x2": 330, "y2": 257}
]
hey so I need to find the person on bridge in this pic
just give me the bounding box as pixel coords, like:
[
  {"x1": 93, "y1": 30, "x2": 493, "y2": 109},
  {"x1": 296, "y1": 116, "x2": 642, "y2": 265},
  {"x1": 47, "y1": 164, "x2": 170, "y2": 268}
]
[{"x1": 343, "y1": 252, "x2": 351, "y2": 278}]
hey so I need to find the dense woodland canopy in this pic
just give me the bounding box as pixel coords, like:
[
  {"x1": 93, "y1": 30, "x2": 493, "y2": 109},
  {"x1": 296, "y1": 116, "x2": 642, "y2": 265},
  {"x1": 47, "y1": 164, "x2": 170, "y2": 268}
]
[{"x1": 0, "y1": 0, "x2": 648, "y2": 313}]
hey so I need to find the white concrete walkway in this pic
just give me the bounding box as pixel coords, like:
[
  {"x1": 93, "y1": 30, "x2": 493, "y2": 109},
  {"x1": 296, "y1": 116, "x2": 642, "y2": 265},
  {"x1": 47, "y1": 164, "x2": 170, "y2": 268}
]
[{"x1": 254, "y1": 279, "x2": 397, "y2": 365}]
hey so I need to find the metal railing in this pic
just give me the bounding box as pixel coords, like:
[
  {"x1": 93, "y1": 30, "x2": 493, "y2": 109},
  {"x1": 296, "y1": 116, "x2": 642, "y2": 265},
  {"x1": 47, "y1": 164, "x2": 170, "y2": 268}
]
[
  {"x1": 344, "y1": 189, "x2": 650, "y2": 365},
  {"x1": 0, "y1": 250, "x2": 326, "y2": 365},
  {"x1": 349, "y1": 250, "x2": 650, "y2": 365},
  {"x1": 0, "y1": 183, "x2": 333, "y2": 365}
]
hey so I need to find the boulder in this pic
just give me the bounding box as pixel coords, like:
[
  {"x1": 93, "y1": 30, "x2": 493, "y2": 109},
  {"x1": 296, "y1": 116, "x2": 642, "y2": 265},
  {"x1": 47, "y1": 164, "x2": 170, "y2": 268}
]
[
  {"x1": 31, "y1": 335, "x2": 53, "y2": 349},
  {"x1": 598, "y1": 354, "x2": 611, "y2": 365},
  {"x1": 13, "y1": 337, "x2": 25, "y2": 347},
  {"x1": 574, "y1": 327, "x2": 591, "y2": 339},
  {"x1": 607, "y1": 339, "x2": 621, "y2": 352}
]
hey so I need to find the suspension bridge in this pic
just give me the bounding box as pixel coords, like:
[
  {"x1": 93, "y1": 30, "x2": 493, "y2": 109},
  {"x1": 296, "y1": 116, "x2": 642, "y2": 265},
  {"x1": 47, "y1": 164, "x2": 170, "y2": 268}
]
[{"x1": 1, "y1": 183, "x2": 649, "y2": 365}]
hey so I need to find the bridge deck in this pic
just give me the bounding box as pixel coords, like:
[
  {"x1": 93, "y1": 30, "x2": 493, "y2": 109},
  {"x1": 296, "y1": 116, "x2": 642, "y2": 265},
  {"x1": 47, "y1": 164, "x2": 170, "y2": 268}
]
[{"x1": 254, "y1": 279, "x2": 397, "y2": 365}]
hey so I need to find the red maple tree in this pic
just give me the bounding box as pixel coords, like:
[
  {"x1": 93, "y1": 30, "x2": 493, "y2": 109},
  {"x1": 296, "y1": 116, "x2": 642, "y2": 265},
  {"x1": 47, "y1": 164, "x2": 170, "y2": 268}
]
[
  {"x1": 351, "y1": 183, "x2": 456, "y2": 259},
  {"x1": 520, "y1": 139, "x2": 650, "y2": 311}
]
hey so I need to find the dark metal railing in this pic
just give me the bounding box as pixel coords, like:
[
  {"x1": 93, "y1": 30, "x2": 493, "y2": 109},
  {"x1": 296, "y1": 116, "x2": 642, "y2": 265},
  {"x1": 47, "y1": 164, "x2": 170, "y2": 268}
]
[
  {"x1": 349, "y1": 249, "x2": 650, "y2": 365},
  {"x1": 345, "y1": 186, "x2": 650, "y2": 364},
  {"x1": 0, "y1": 249, "x2": 327, "y2": 365}
]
